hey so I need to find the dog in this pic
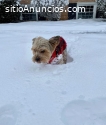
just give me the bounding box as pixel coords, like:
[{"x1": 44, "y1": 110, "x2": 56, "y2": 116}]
[{"x1": 31, "y1": 36, "x2": 67, "y2": 64}]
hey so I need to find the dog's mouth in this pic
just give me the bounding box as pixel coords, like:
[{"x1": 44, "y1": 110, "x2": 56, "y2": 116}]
[
  {"x1": 33, "y1": 60, "x2": 41, "y2": 63},
  {"x1": 36, "y1": 60, "x2": 41, "y2": 63},
  {"x1": 35, "y1": 59, "x2": 41, "y2": 63}
]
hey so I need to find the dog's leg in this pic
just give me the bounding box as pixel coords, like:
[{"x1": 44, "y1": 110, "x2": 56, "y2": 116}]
[{"x1": 63, "y1": 48, "x2": 67, "y2": 64}]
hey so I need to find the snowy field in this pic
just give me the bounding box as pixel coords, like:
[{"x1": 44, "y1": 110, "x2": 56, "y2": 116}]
[{"x1": 0, "y1": 19, "x2": 106, "y2": 125}]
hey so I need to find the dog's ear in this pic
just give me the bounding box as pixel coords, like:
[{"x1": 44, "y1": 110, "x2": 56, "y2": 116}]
[
  {"x1": 49, "y1": 36, "x2": 60, "y2": 48},
  {"x1": 32, "y1": 37, "x2": 36, "y2": 45}
]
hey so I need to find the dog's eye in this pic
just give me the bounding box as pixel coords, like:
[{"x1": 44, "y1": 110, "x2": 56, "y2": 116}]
[{"x1": 40, "y1": 50, "x2": 45, "y2": 53}]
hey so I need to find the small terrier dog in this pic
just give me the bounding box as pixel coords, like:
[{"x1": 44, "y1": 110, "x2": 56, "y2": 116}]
[{"x1": 31, "y1": 36, "x2": 67, "y2": 64}]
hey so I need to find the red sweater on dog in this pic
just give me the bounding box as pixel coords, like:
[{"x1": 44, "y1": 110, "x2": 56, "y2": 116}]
[{"x1": 48, "y1": 37, "x2": 67, "y2": 64}]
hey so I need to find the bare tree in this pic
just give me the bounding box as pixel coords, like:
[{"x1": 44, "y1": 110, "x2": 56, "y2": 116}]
[
  {"x1": 31, "y1": 0, "x2": 68, "y2": 21},
  {"x1": 96, "y1": 0, "x2": 105, "y2": 11},
  {"x1": 96, "y1": 0, "x2": 106, "y2": 18}
]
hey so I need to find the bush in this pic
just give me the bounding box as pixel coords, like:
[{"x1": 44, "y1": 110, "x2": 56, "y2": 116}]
[{"x1": 0, "y1": 0, "x2": 20, "y2": 23}]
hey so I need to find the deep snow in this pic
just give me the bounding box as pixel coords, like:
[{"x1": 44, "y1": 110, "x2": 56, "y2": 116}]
[{"x1": 0, "y1": 19, "x2": 106, "y2": 125}]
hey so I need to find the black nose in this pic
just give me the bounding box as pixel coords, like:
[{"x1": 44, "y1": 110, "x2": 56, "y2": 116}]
[{"x1": 35, "y1": 57, "x2": 40, "y2": 62}]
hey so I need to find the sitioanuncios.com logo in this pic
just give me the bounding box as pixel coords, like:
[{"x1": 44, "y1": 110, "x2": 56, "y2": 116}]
[{"x1": 5, "y1": 5, "x2": 86, "y2": 13}]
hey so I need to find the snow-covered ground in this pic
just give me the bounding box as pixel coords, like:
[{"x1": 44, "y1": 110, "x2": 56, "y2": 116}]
[{"x1": 0, "y1": 19, "x2": 106, "y2": 125}]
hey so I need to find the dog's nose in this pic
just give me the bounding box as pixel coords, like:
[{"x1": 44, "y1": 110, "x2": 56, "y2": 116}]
[{"x1": 35, "y1": 57, "x2": 40, "y2": 62}]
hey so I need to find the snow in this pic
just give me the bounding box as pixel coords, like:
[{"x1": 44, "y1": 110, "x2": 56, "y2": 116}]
[
  {"x1": 0, "y1": 19, "x2": 106, "y2": 125},
  {"x1": 61, "y1": 98, "x2": 106, "y2": 125}
]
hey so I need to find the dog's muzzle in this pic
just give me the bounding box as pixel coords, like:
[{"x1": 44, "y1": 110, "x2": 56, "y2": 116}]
[{"x1": 35, "y1": 57, "x2": 40, "y2": 62}]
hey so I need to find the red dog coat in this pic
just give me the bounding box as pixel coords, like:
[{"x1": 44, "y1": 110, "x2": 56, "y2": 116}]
[{"x1": 48, "y1": 36, "x2": 67, "y2": 64}]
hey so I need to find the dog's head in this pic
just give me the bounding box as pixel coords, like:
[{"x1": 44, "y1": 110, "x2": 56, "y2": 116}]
[{"x1": 31, "y1": 36, "x2": 60, "y2": 63}]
